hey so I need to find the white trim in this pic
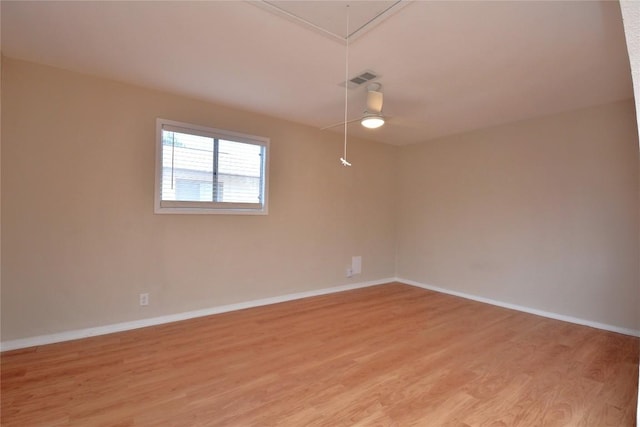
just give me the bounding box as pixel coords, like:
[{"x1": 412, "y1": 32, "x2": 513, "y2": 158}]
[
  {"x1": 397, "y1": 277, "x2": 640, "y2": 337},
  {"x1": 0, "y1": 278, "x2": 394, "y2": 352},
  {"x1": 4, "y1": 276, "x2": 636, "y2": 351}
]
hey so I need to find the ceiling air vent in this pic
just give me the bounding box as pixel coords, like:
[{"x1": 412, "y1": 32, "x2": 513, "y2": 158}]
[{"x1": 344, "y1": 70, "x2": 379, "y2": 89}]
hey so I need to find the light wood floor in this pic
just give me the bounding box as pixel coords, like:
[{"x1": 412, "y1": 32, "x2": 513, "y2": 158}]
[{"x1": 1, "y1": 283, "x2": 638, "y2": 426}]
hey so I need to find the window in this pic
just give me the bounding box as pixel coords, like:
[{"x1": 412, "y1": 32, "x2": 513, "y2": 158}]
[{"x1": 155, "y1": 119, "x2": 269, "y2": 214}]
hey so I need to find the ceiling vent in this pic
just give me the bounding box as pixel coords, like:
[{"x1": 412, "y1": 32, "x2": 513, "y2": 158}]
[{"x1": 344, "y1": 70, "x2": 379, "y2": 89}]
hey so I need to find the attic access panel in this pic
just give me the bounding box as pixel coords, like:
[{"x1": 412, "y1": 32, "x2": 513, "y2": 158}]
[{"x1": 257, "y1": 1, "x2": 408, "y2": 42}]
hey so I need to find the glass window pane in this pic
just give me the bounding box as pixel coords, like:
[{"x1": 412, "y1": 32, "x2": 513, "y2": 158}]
[
  {"x1": 162, "y1": 130, "x2": 215, "y2": 202},
  {"x1": 218, "y1": 140, "x2": 262, "y2": 203}
]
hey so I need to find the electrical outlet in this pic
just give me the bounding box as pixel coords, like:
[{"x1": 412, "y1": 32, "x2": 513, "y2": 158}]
[
  {"x1": 139, "y1": 293, "x2": 149, "y2": 306},
  {"x1": 346, "y1": 267, "x2": 354, "y2": 278}
]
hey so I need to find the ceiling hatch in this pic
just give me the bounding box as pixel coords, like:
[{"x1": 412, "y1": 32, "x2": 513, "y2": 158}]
[{"x1": 253, "y1": 1, "x2": 410, "y2": 42}]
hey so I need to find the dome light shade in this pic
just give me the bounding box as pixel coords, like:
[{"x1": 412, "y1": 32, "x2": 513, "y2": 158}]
[{"x1": 361, "y1": 114, "x2": 385, "y2": 129}]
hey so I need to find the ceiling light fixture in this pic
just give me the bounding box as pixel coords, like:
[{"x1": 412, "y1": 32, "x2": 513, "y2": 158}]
[
  {"x1": 360, "y1": 82, "x2": 385, "y2": 129},
  {"x1": 361, "y1": 114, "x2": 385, "y2": 129}
]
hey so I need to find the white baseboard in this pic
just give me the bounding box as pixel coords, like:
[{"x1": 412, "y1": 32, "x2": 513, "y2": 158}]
[
  {"x1": 397, "y1": 277, "x2": 640, "y2": 337},
  {"x1": 4, "y1": 276, "x2": 636, "y2": 351},
  {"x1": 0, "y1": 278, "x2": 395, "y2": 352}
]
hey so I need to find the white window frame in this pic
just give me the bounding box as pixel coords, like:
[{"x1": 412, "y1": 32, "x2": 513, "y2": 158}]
[{"x1": 155, "y1": 118, "x2": 269, "y2": 215}]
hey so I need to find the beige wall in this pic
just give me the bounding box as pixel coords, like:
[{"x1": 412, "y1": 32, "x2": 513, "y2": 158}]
[
  {"x1": 2, "y1": 57, "x2": 638, "y2": 342},
  {"x1": 1, "y1": 58, "x2": 398, "y2": 340},
  {"x1": 397, "y1": 99, "x2": 639, "y2": 331}
]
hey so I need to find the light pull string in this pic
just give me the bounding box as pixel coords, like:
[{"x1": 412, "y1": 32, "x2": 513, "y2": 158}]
[{"x1": 340, "y1": 5, "x2": 352, "y2": 167}]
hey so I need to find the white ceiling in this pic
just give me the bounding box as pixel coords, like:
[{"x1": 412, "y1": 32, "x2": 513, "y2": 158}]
[{"x1": 1, "y1": 1, "x2": 634, "y2": 146}]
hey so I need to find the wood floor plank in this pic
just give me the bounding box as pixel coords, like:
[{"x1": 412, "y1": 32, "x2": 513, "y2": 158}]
[{"x1": 1, "y1": 283, "x2": 638, "y2": 426}]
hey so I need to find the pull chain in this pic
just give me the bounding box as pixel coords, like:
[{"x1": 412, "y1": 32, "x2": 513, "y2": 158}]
[{"x1": 340, "y1": 5, "x2": 352, "y2": 167}]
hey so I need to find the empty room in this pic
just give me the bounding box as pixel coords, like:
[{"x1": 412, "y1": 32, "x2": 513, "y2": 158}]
[{"x1": 1, "y1": 1, "x2": 639, "y2": 426}]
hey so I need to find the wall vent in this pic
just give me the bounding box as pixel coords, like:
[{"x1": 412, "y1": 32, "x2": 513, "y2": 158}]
[{"x1": 343, "y1": 70, "x2": 379, "y2": 89}]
